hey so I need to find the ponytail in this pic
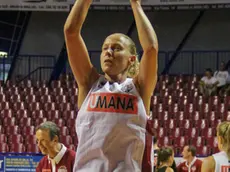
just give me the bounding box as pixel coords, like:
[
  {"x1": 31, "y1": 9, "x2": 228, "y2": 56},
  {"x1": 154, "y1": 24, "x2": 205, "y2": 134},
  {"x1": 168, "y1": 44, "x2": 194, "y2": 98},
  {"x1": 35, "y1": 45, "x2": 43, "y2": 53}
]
[
  {"x1": 127, "y1": 56, "x2": 139, "y2": 78},
  {"x1": 217, "y1": 121, "x2": 230, "y2": 160}
]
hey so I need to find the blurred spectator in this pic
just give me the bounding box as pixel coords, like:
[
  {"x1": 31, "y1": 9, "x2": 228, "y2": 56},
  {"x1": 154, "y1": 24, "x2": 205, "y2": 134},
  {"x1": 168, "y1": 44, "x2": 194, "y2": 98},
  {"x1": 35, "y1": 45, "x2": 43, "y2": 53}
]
[
  {"x1": 199, "y1": 68, "x2": 218, "y2": 96},
  {"x1": 156, "y1": 147, "x2": 174, "y2": 172},
  {"x1": 214, "y1": 62, "x2": 229, "y2": 95},
  {"x1": 36, "y1": 121, "x2": 76, "y2": 172},
  {"x1": 153, "y1": 137, "x2": 177, "y2": 172},
  {"x1": 177, "y1": 145, "x2": 202, "y2": 172}
]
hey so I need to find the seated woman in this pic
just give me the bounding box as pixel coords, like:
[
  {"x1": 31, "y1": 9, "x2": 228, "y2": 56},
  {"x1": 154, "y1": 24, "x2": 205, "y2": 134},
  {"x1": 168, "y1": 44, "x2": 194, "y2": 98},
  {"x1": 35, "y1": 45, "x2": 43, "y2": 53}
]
[{"x1": 199, "y1": 68, "x2": 218, "y2": 96}]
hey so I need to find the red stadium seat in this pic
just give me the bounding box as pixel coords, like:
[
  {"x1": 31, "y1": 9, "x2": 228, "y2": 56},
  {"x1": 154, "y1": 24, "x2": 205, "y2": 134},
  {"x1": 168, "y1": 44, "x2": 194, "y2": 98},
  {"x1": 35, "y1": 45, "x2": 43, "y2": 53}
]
[
  {"x1": 29, "y1": 102, "x2": 42, "y2": 111},
  {"x1": 8, "y1": 135, "x2": 24, "y2": 144},
  {"x1": 34, "y1": 118, "x2": 48, "y2": 127},
  {"x1": 0, "y1": 102, "x2": 10, "y2": 110},
  {"x1": 44, "y1": 102, "x2": 56, "y2": 111},
  {"x1": 0, "y1": 134, "x2": 7, "y2": 143},
  {"x1": 53, "y1": 88, "x2": 64, "y2": 96},
  {"x1": 24, "y1": 135, "x2": 37, "y2": 145},
  {"x1": 179, "y1": 119, "x2": 191, "y2": 129},
  {"x1": 62, "y1": 110, "x2": 76, "y2": 120},
  {"x1": 3, "y1": 117, "x2": 16, "y2": 127},
  {"x1": 173, "y1": 136, "x2": 188, "y2": 147},
  {"x1": 59, "y1": 103, "x2": 73, "y2": 111},
  {"x1": 194, "y1": 119, "x2": 208, "y2": 129},
  {"x1": 72, "y1": 135, "x2": 78, "y2": 145},
  {"x1": 13, "y1": 102, "x2": 26, "y2": 111},
  {"x1": 10, "y1": 95, "x2": 21, "y2": 103},
  {"x1": 0, "y1": 125, "x2": 5, "y2": 134},
  {"x1": 185, "y1": 128, "x2": 199, "y2": 138},
  {"x1": 167, "y1": 103, "x2": 179, "y2": 113},
  {"x1": 23, "y1": 87, "x2": 35, "y2": 95},
  {"x1": 153, "y1": 119, "x2": 160, "y2": 129},
  {"x1": 206, "y1": 137, "x2": 218, "y2": 148},
  {"x1": 22, "y1": 126, "x2": 35, "y2": 136},
  {"x1": 157, "y1": 128, "x2": 166, "y2": 138},
  {"x1": 26, "y1": 144, "x2": 40, "y2": 153},
  {"x1": 52, "y1": 119, "x2": 65, "y2": 128},
  {"x1": 5, "y1": 125, "x2": 20, "y2": 135},
  {"x1": 55, "y1": 95, "x2": 68, "y2": 103},
  {"x1": 68, "y1": 144, "x2": 76, "y2": 151},
  {"x1": 158, "y1": 111, "x2": 169, "y2": 121},
  {"x1": 47, "y1": 110, "x2": 61, "y2": 120},
  {"x1": 223, "y1": 96, "x2": 230, "y2": 106},
  {"x1": 1, "y1": 109, "x2": 13, "y2": 118},
  {"x1": 201, "y1": 128, "x2": 215, "y2": 138},
  {"x1": 158, "y1": 136, "x2": 171, "y2": 147},
  {"x1": 25, "y1": 95, "x2": 37, "y2": 103},
  {"x1": 0, "y1": 94, "x2": 6, "y2": 102},
  {"x1": 190, "y1": 136, "x2": 204, "y2": 148},
  {"x1": 40, "y1": 95, "x2": 53, "y2": 104},
  {"x1": 183, "y1": 103, "x2": 194, "y2": 113},
  {"x1": 10, "y1": 143, "x2": 26, "y2": 153},
  {"x1": 224, "y1": 111, "x2": 230, "y2": 121},
  {"x1": 60, "y1": 126, "x2": 69, "y2": 136},
  {"x1": 51, "y1": 80, "x2": 62, "y2": 88},
  {"x1": 170, "y1": 127, "x2": 182, "y2": 138},
  {"x1": 19, "y1": 117, "x2": 32, "y2": 127},
  {"x1": 196, "y1": 146, "x2": 211, "y2": 156},
  {"x1": 16, "y1": 110, "x2": 29, "y2": 119},
  {"x1": 37, "y1": 87, "x2": 50, "y2": 96},
  {"x1": 31, "y1": 110, "x2": 45, "y2": 119},
  {"x1": 60, "y1": 135, "x2": 73, "y2": 147},
  {"x1": 0, "y1": 143, "x2": 9, "y2": 152}
]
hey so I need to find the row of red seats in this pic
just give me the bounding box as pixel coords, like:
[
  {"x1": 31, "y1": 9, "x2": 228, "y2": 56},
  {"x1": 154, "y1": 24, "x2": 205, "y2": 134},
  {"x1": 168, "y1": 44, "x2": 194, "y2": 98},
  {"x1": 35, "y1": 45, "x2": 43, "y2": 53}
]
[
  {"x1": 0, "y1": 94, "x2": 78, "y2": 103},
  {"x1": 152, "y1": 96, "x2": 230, "y2": 105},
  {"x1": 0, "y1": 134, "x2": 77, "y2": 146},
  {"x1": 158, "y1": 136, "x2": 218, "y2": 148},
  {"x1": 152, "y1": 119, "x2": 222, "y2": 129},
  {"x1": 0, "y1": 143, "x2": 76, "y2": 153},
  {"x1": 156, "y1": 127, "x2": 217, "y2": 138},
  {"x1": 0, "y1": 102, "x2": 78, "y2": 111},
  {"x1": 152, "y1": 111, "x2": 230, "y2": 121},
  {"x1": 0, "y1": 87, "x2": 78, "y2": 97},
  {"x1": 0, "y1": 119, "x2": 76, "y2": 134}
]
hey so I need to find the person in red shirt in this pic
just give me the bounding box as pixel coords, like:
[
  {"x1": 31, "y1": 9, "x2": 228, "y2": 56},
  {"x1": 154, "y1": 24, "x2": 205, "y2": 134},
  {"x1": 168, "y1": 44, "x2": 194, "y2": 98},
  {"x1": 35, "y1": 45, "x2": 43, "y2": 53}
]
[
  {"x1": 36, "y1": 121, "x2": 76, "y2": 172},
  {"x1": 177, "y1": 145, "x2": 202, "y2": 172}
]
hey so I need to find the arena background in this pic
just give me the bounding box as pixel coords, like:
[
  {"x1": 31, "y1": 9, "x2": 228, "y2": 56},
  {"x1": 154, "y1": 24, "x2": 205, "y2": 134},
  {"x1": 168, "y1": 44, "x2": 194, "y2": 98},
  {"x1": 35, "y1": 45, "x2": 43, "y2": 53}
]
[{"x1": 0, "y1": 0, "x2": 230, "y2": 171}]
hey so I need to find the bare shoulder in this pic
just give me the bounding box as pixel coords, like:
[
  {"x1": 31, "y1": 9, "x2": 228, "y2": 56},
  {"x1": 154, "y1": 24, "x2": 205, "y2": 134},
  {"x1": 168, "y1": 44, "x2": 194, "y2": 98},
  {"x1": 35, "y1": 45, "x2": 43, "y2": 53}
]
[
  {"x1": 166, "y1": 167, "x2": 174, "y2": 172},
  {"x1": 201, "y1": 156, "x2": 215, "y2": 172}
]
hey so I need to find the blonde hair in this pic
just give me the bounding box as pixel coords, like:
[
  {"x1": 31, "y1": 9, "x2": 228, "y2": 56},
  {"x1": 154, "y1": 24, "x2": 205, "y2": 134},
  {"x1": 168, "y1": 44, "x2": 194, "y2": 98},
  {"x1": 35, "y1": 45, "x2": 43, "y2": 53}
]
[
  {"x1": 217, "y1": 121, "x2": 230, "y2": 159},
  {"x1": 120, "y1": 34, "x2": 140, "y2": 78}
]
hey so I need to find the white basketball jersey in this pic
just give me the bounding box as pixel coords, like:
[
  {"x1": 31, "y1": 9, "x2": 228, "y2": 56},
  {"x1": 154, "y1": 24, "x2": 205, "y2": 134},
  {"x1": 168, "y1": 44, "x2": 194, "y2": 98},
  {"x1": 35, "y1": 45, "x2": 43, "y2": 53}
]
[
  {"x1": 212, "y1": 151, "x2": 230, "y2": 172},
  {"x1": 73, "y1": 76, "x2": 148, "y2": 172}
]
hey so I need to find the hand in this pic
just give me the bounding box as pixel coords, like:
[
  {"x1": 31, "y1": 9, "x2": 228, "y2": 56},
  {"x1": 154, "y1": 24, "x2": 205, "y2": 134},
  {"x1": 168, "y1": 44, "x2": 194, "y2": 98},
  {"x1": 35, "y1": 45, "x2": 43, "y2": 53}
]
[{"x1": 130, "y1": 0, "x2": 141, "y2": 4}]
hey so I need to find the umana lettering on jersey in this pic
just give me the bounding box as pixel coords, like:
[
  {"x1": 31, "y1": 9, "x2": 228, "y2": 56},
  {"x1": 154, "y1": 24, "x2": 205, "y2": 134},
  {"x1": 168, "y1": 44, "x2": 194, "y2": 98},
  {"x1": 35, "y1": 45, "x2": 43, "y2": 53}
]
[
  {"x1": 87, "y1": 93, "x2": 138, "y2": 114},
  {"x1": 221, "y1": 165, "x2": 230, "y2": 172}
]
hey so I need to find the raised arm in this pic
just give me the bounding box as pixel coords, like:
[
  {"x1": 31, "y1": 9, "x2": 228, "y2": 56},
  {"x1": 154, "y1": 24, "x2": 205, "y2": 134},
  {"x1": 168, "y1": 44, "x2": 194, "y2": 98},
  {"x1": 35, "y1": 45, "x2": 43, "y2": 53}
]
[
  {"x1": 130, "y1": 0, "x2": 158, "y2": 114},
  {"x1": 64, "y1": 0, "x2": 99, "y2": 87},
  {"x1": 64, "y1": 0, "x2": 99, "y2": 107}
]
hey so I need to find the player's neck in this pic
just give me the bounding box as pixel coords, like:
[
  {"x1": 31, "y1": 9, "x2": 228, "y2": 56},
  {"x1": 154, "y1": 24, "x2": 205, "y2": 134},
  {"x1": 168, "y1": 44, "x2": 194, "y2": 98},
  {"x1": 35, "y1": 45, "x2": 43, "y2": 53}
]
[
  {"x1": 160, "y1": 162, "x2": 170, "y2": 168},
  {"x1": 105, "y1": 73, "x2": 127, "y2": 84},
  {"x1": 187, "y1": 156, "x2": 195, "y2": 166}
]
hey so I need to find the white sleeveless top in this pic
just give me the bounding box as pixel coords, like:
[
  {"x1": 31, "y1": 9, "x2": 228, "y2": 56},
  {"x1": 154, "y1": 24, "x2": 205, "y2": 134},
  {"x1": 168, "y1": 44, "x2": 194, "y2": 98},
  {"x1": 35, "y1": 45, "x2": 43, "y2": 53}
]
[
  {"x1": 73, "y1": 76, "x2": 148, "y2": 172},
  {"x1": 212, "y1": 151, "x2": 230, "y2": 172}
]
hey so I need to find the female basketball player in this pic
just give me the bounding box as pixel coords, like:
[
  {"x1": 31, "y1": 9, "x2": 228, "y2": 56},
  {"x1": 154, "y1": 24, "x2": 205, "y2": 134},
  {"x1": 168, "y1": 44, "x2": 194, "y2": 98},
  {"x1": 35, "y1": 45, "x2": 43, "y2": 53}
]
[
  {"x1": 201, "y1": 121, "x2": 230, "y2": 172},
  {"x1": 64, "y1": 0, "x2": 158, "y2": 171},
  {"x1": 156, "y1": 147, "x2": 174, "y2": 172}
]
